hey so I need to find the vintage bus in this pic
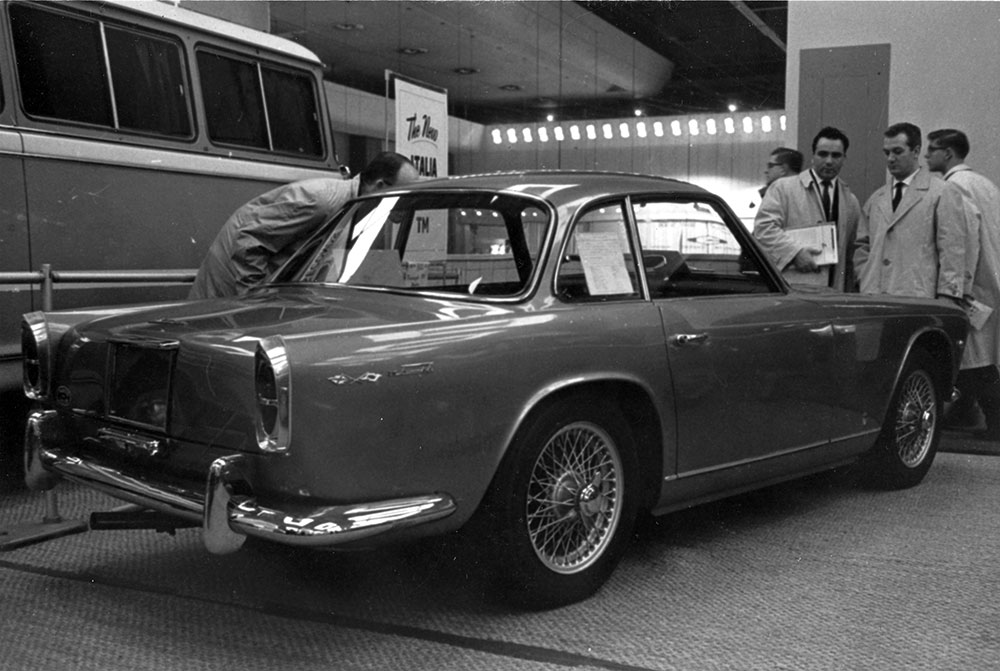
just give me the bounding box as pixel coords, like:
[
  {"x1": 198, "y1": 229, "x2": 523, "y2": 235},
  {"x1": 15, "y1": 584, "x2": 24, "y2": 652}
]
[{"x1": 0, "y1": 0, "x2": 342, "y2": 487}]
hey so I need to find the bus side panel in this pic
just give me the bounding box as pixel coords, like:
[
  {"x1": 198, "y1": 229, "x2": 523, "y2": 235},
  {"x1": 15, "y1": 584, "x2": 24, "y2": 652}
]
[
  {"x1": 0, "y1": 130, "x2": 31, "y2": 490},
  {"x1": 19, "y1": 152, "x2": 297, "y2": 311},
  {"x1": 0, "y1": 130, "x2": 31, "y2": 360}
]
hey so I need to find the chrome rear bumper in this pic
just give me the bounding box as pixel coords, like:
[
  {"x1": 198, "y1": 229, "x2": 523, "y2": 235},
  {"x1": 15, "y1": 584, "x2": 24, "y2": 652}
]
[{"x1": 25, "y1": 410, "x2": 456, "y2": 554}]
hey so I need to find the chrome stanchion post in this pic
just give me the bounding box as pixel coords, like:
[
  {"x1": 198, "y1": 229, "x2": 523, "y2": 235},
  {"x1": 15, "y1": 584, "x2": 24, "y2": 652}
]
[
  {"x1": 41, "y1": 262, "x2": 53, "y2": 311},
  {"x1": 40, "y1": 264, "x2": 64, "y2": 525},
  {"x1": 0, "y1": 264, "x2": 88, "y2": 551}
]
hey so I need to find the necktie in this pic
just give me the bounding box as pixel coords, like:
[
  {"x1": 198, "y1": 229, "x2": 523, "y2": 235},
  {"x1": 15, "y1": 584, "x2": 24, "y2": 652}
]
[
  {"x1": 821, "y1": 180, "x2": 832, "y2": 221},
  {"x1": 892, "y1": 182, "x2": 904, "y2": 211}
]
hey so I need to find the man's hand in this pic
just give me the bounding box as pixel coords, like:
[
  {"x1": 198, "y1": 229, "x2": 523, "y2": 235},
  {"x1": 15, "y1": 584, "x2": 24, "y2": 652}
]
[
  {"x1": 791, "y1": 247, "x2": 822, "y2": 273},
  {"x1": 936, "y1": 294, "x2": 969, "y2": 308}
]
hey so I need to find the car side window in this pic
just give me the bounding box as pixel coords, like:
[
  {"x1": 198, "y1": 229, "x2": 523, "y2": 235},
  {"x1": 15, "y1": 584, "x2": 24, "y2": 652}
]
[
  {"x1": 556, "y1": 201, "x2": 641, "y2": 302},
  {"x1": 632, "y1": 198, "x2": 775, "y2": 298}
]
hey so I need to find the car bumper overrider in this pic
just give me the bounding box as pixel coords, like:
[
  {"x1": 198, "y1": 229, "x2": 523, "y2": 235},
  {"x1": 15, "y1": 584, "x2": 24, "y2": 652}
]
[{"x1": 24, "y1": 410, "x2": 456, "y2": 554}]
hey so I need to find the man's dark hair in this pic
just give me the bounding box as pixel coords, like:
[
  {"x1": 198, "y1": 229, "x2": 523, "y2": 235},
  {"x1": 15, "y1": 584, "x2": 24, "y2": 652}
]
[
  {"x1": 359, "y1": 152, "x2": 414, "y2": 187},
  {"x1": 885, "y1": 122, "x2": 922, "y2": 149},
  {"x1": 771, "y1": 147, "x2": 804, "y2": 173},
  {"x1": 812, "y1": 126, "x2": 850, "y2": 153},
  {"x1": 927, "y1": 128, "x2": 970, "y2": 159}
]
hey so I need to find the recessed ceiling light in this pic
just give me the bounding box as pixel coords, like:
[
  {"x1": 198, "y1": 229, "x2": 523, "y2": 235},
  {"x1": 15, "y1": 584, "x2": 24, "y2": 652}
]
[
  {"x1": 398, "y1": 47, "x2": 428, "y2": 56},
  {"x1": 453, "y1": 67, "x2": 480, "y2": 75}
]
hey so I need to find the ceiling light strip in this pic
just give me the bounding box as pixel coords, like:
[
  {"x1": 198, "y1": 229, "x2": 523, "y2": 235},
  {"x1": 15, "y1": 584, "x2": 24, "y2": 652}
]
[{"x1": 489, "y1": 112, "x2": 786, "y2": 145}]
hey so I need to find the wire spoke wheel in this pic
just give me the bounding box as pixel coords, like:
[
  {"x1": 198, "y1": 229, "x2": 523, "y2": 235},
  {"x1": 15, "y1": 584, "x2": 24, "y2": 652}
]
[
  {"x1": 864, "y1": 348, "x2": 941, "y2": 490},
  {"x1": 525, "y1": 421, "x2": 623, "y2": 575},
  {"x1": 893, "y1": 368, "x2": 936, "y2": 468},
  {"x1": 479, "y1": 395, "x2": 639, "y2": 608}
]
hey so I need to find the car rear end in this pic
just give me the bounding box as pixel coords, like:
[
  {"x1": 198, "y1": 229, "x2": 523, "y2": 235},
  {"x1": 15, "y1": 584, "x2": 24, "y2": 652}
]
[{"x1": 21, "y1": 302, "x2": 457, "y2": 554}]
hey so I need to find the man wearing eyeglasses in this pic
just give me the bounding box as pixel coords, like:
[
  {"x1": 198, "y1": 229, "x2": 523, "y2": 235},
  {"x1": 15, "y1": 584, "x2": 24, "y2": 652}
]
[
  {"x1": 854, "y1": 122, "x2": 968, "y2": 303},
  {"x1": 760, "y1": 147, "x2": 803, "y2": 198},
  {"x1": 753, "y1": 127, "x2": 861, "y2": 291},
  {"x1": 926, "y1": 129, "x2": 1000, "y2": 441}
]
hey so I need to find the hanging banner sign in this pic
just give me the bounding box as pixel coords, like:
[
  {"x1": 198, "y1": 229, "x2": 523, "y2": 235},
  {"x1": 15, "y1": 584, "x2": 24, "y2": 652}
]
[{"x1": 390, "y1": 71, "x2": 448, "y2": 178}]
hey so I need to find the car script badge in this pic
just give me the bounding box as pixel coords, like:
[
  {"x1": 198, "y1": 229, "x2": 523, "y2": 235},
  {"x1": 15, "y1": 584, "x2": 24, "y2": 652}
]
[
  {"x1": 328, "y1": 372, "x2": 382, "y2": 385},
  {"x1": 328, "y1": 362, "x2": 434, "y2": 386}
]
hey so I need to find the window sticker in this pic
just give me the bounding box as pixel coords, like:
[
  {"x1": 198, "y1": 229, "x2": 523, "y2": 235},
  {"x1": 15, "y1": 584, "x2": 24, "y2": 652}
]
[{"x1": 576, "y1": 231, "x2": 633, "y2": 295}]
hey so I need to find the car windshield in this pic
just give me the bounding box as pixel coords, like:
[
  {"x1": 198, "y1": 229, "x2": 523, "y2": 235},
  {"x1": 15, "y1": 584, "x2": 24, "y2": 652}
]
[{"x1": 272, "y1": 191, "x2": 551, "y2": 297}]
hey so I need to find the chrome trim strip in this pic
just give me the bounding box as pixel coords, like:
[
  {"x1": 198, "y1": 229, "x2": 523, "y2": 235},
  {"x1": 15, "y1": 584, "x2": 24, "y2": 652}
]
[
  {"x1": 674, "y1": 429, "x2": 881, "y2": 480},
  {"x1": 98, "y1": 427, "x2": 165, "y2": 458},
  {"x1": 17, "y1": 133, "x2": 333, "y2": 181},
  {"x1": 106, "y1": 335, "x2": 180, "y2": 349}
]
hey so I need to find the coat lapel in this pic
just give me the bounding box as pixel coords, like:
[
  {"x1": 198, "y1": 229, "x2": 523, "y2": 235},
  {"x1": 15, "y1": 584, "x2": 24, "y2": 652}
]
[
  {"x1": 889, "y1": 168, "x2": 930, "y2": 222},
  {"x1": 888, "y1": 171, "x2": 927, "y2": 227}
]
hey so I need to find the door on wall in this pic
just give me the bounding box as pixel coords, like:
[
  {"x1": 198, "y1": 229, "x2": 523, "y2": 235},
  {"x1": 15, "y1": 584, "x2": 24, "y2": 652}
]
[{"x1": 798, "y1": 44, "x2": 890, "y2": 205}]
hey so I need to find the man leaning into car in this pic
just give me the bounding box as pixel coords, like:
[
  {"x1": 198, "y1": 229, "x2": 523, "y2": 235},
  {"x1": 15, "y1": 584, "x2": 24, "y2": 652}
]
[{"x1": 189, "y1": 152, "x2": 420, "y2": 300}]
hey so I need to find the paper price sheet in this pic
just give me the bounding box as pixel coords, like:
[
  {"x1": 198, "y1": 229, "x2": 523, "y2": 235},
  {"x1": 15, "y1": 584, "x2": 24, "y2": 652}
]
[{"x1": 785, "y1": 224, "x2": 838, "y2": 265}]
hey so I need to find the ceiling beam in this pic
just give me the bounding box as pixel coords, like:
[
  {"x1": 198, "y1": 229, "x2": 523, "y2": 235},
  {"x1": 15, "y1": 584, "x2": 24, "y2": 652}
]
[{"x1": 730, "y1": 1, "x2": 786, "y2": 53}]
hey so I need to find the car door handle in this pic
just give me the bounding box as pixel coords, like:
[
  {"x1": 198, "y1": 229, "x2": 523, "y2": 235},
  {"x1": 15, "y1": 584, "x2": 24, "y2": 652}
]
[{"x1": 673, "y1": 333, "x2": 708, "y2": 345}]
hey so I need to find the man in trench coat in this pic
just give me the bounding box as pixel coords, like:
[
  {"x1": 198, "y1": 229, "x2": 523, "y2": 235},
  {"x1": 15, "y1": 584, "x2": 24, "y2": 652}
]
[
  {"x1": 753, "y1": 126, "x2": 861, "y2": 291},
  {"x1": 854, "y1": 122, "x2": 968, "y2": 301},
  {"x1": 926, "y1": 128, "x2": 1000, "y2": 440}
]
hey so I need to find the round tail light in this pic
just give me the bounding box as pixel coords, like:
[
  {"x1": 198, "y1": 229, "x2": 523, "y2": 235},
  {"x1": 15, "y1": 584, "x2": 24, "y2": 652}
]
[
  {"x1": 254, "y1": 336, "x2": 290, "y2": 453},
  {"x1": 22, "y1": 312, "x2": 50, "y2": 400}
]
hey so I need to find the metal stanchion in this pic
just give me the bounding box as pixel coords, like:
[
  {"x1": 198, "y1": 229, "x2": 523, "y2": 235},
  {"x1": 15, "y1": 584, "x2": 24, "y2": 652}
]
[{"x1": 0, "y1": 264, "x2": 88, "y2": 551}]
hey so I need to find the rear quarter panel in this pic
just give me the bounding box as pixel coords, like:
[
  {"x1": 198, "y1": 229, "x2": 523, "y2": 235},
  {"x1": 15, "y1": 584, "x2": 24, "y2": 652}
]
[{"x1": 256, "y1": 298, "x2": 673, "y2": 524}]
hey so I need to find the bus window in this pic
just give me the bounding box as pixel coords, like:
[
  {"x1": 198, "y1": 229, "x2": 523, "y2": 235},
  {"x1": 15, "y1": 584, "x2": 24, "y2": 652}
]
[
  {"x1": 10, "y1": 3, "x2": 191, "y2": 137},
  {"x1": 198, "y1": 49, "x2": 323, "y2": 157},
  {"x1": 105, "y1": 27, "x2": 191, "y2": 137},
  {"x1": 262, "y1": 67, "x2": 323, "y2": 156},
  {"x1": 10, "y1": 4, "x2": 111, "y2": 126}
]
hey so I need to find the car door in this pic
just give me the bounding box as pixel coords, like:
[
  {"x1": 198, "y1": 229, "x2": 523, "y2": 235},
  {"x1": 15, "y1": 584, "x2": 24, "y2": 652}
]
[{"x1": 631, "y1": 197, "x2": 842, "y2": 477}]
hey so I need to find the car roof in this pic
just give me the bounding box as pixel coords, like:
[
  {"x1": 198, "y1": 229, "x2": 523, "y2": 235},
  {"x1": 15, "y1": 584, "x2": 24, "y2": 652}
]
[{"x1": 399, "y1": 170, "x2": 711, "y2": 206}]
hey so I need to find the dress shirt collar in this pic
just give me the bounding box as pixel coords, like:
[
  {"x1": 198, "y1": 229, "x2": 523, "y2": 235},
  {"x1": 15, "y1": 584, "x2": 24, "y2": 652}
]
[
  {"x1": 810, "y1": 170, "x2": 838, "y2": 189},
  {"x1": 895, "y1": 168, "x2": 919, "y2": 187}
]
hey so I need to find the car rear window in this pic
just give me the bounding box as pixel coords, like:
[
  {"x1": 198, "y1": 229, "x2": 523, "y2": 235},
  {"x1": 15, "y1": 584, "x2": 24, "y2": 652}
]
[{"x1": 274, "y1": 191, "x2": 551, "y2": 297}]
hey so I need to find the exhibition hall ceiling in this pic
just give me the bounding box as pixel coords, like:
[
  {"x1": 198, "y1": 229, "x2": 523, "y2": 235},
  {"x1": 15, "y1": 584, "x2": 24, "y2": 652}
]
[{"x1": 269, "y1": 1, "x2": 787, "y2": 124}]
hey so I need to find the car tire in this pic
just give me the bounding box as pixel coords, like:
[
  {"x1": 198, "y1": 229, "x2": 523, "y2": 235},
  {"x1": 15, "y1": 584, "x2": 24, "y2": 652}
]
[
  {"x1": 863, "y1": 348, "x2": 941, "y2": 490},
  {"x1": 480, "y1": 393, "x2": 639, "y2": 610}
]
